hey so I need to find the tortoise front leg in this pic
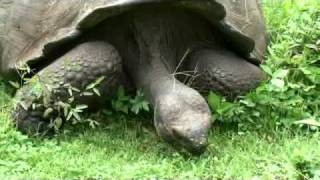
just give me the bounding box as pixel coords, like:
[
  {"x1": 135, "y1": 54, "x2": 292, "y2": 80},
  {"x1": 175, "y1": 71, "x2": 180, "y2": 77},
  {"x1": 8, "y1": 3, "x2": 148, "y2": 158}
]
[
  {"x1": 12, "y1": 41, "x2": 125, "y2": 135},
  {"x1": 185, "y1": 48, "x2": 265, "y2": 98}
]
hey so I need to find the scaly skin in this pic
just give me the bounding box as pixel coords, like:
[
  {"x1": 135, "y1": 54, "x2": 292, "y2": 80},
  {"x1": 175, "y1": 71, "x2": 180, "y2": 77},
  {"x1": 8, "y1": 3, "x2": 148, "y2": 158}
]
[
  {"x1": 13, "y1": 41, "x2": 124, "y2": 135},
  {"x1": 185, "y1": 48, "x2": 265, "y2": 98}
]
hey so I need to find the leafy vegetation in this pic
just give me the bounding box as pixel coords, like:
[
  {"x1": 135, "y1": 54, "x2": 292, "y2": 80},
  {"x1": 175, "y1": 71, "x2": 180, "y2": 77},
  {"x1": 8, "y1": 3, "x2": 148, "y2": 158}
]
[
  {"x1": 208, "y1": 0, "x2": 320, "y2": 133},
  {"x1": 0, "y1": 0, "x2": 319, "y2": 179},
  {"x1": 111, "y1": 87, "x2": 150, "y2": 115}
]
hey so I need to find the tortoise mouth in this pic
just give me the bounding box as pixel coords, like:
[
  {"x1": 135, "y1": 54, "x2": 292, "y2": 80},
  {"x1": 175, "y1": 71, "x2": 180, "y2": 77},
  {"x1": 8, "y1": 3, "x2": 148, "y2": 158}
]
[
  {"x1": 171, "y1": 127, "x2": 209, "y2": 155},
  {"x1": 157, "y1": 121, "x2": 209, "y2": 155}
]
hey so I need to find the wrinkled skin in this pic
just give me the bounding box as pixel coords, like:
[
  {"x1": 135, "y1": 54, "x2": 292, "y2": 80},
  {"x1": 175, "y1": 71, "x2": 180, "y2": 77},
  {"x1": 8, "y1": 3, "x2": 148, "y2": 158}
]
[{"x1": 12, "y1": 8, "x2": 264, "y2": 154}]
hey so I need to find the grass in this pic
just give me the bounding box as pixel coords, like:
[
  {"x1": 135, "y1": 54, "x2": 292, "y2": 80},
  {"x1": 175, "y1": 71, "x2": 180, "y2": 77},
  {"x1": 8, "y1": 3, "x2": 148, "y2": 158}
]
[
  {"x1": 0, "y1": 0, "x2": 320, "y2": 179},
  {"x1": 1, "y1": 106, "x2": 320, "y2": 179}
]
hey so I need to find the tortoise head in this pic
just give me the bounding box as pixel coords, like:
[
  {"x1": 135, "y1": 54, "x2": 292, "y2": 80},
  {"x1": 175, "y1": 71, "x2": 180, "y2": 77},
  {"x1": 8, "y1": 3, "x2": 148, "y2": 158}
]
[{"x1": 154, "y1": 92, "x2": 211, "y2": 155}]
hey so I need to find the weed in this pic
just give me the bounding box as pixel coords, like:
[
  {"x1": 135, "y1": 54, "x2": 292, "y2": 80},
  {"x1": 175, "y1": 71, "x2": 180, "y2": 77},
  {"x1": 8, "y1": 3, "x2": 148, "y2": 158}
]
[{"x1": 111, "y1": 86, "x2": 150, "y2": 115}]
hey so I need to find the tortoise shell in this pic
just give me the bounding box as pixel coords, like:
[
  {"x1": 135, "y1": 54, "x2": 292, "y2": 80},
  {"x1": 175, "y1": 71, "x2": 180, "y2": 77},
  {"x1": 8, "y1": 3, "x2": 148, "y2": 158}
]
[{"x1": 0, "y1": 0, "x2": 266, "y2": 76}]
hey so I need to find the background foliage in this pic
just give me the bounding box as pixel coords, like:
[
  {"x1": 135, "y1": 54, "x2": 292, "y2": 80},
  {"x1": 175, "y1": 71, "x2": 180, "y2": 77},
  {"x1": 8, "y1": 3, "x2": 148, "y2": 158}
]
[
  {"x1": 209, "y1": 0, "x2": 320, "y2": 132},
  {"x1": 0, "y1": 0, "x2": 319, "y2": 179}
]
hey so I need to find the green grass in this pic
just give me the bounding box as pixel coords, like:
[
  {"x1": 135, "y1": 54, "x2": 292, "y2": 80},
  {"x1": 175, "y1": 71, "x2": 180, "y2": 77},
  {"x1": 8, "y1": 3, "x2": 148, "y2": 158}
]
[
  {"x1": 1, "y1": 115, "x2": 320, "y2": 179},
  {"x1": 1, "y1": 0, "x2": 320, "y2": 179}
]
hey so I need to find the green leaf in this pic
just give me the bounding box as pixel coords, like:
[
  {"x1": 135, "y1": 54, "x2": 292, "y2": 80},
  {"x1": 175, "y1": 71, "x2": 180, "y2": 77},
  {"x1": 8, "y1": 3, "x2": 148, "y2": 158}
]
[
  {"x1": 306, "y1": 44, "x2": 318, "y2": 51},
  {"x1": 54, "y1": 117, "x2": 63, "y2": 130},
  {"x1": 271, "y1": 79, "x2": 285, "y2": 89},
  {"x1": 112, "y1": 100, "x2": 129, "y2": 114},
  {"x1": 131, "y1": 104, "x2": 141, "y2": 115},
  {"x1": 76, "y1": 105, "x2": 88, "y2": 110},
  {"x1": 273, "y1": 69, "x2": 289, "y2": 79},
  {"x1": 9, "y1": 81, "x2": 20, "y2": 89},
  {"x1": 217, "y1": 102, "x2": 235, "y2": 115},
  {"x1": 95, "y1": 76, "x2": 105, "y2": 85},
  {"x1": 294, "y1": 119, "x2": 320, "y2": 127},
  {"x1": 43, "y1": 108, "x2": 54, "y2": 118},
  {"x1": 85, "y1": 83, "x2": 96, "y2": 90},
  {"x1": 66, "y1": 111, "x2": 73, "y2": 121},
  {"x1": 32, "y1": 103, "x2": 36, "y2": 110},
  {"x1": 64, "y1": 106, "x2": 69, "y2": 117},
  {"x1": 93, "y1": 88, "x2": 101, "y2": 96},
  {"x1": 68, "y1": 88, "x2": 73, "y2": 97},
  {"x1": 207, "y1": 91, "x2": 222, "y2": 110},
  {"x1": 68, "y1": 97, "x2": 75, "y2": 103},
  {"x1": 142, "y1": 102, "x2": 150, "y2": 112},
  {"x1": 240, "y1": 100, "x2": 256, "y2": 108},
  {"x1": 129, "y1": 89, "x2": 150, "y2": 114},
  {"x1": 260, "y1": 64, "x2": 273, "y2": 76},
  {"x1": 303, "y1": 85, "x2": 316, "y2": 92},
  {"x1": 71, "y1": 87, "x2": 81, "y2": 92},
  {"x1": 117, "y1": 86, "x2": 129, "y2": 101},
  {"x1": 85, "y1": 76, "x2": 105, "y2": 90},
  {"x1": 73, "y1": 112, "x2": 81, "y2": 121},
  {"x1": 82, "y1": 92, "x2": 94, "y2": 96},
  {"x1": 299, "y1": 67, "x2": 312, "y2": 75},
  {"x1": 88, "y1": 119, "x2": 100, "y2": 129}
]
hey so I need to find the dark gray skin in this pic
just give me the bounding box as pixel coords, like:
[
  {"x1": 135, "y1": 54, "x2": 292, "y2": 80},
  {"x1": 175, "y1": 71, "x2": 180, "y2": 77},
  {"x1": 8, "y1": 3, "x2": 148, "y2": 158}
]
[
  {"x1": 13, "y1": 8, "x2": 264, "y2": 154},
  {"x1": 186, "y1": 48, "x2": 265, "y2": 98}
]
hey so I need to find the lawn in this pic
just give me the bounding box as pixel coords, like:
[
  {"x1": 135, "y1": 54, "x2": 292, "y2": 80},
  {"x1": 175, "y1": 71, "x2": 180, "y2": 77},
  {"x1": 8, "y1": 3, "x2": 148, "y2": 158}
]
[{"x1": 0, "y1": 0, "x2": 320, "y2": 179}]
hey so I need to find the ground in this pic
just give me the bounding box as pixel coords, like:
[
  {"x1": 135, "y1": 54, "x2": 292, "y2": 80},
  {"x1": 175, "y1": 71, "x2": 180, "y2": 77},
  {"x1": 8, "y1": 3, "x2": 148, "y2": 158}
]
[{"x1": 0, "y1": 0, "x2": 320, "y2": 179}]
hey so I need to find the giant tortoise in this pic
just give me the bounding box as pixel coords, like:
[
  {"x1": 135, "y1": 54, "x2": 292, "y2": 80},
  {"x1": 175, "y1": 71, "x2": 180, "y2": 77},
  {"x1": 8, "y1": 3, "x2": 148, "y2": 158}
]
[{"x1": 0, "y1": 0, "x2": 266, "y2": 154}]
